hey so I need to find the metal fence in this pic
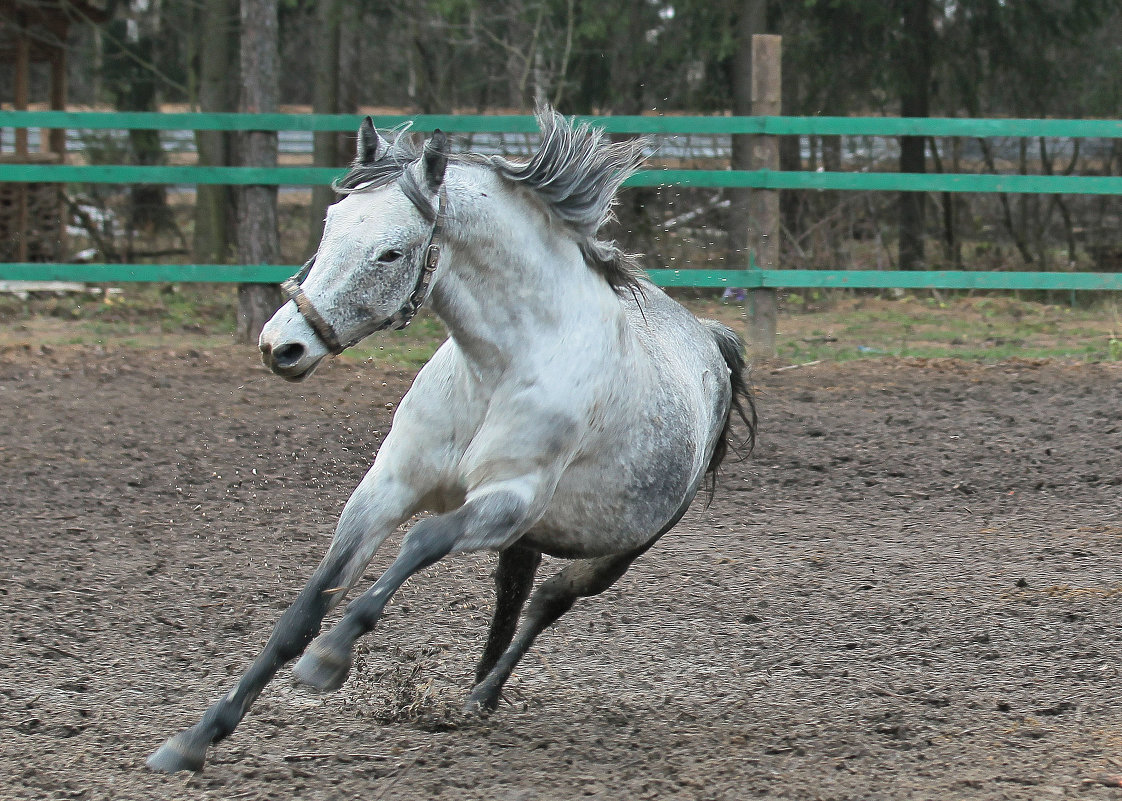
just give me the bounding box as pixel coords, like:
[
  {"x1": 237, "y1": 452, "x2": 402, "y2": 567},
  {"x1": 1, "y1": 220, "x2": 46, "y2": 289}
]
[{"x1": 1, "y1": 110, "x2": 1121, "y2": 291}]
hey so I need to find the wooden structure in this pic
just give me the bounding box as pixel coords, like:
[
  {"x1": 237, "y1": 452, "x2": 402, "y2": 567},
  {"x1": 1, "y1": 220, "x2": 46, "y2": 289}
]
[
  {"x1": 0, "y1": 0, "x2": 108, "y2": 261},
  {"x1": 746, "y1": 34, "x2": 781, "y2": 359},
  {"x1": 1, "y1": 111, "x2": 1121, "y2": 297}
]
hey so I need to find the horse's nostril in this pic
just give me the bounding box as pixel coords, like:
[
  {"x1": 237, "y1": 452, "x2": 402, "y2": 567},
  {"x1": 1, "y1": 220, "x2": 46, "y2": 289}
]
[{"x1": 273, "y1": 342, "x2": 306, "y2": 368}]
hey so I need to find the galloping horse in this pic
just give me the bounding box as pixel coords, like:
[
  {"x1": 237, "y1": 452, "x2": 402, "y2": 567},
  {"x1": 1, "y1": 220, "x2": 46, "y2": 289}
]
[{"x1": 148, "y1": 107, "x2": 755, "y2": 772}]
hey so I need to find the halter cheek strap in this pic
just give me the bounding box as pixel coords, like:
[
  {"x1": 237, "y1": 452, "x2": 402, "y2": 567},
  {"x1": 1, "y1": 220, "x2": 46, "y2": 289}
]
[
  {"x1": 281, "y1": 266, "x2": 345, "y2": 354},
  {"x1": 371, "y1": 185, "x2": 444, "y2": 334},
  {"x1": 280, "y1": 180, "x2": 445, "y2": 355}
]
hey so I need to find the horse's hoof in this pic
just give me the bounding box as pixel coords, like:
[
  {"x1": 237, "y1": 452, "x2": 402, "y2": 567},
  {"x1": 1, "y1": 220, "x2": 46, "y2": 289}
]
[
  {"x1": 146, "y1": 728, "x2": 208, "y2": 773},
  {"x1": 292, "y1": 637, "x2": 352, "y2": 692},
  {"x1": 463, "y1": 688, "x2": 499, "y2": 716}
]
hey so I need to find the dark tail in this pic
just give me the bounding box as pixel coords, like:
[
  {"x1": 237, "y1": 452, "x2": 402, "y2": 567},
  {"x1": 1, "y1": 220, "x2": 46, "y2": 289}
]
[{"x1": 703, "y1": 320, "x2": 757, "y2": 493}]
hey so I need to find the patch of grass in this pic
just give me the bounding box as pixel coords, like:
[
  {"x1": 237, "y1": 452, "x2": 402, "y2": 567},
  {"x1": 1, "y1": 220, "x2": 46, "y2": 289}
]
[
  {"x1": 0, "y1": 283, "x2": 237, "y2": 338},
  {"x1": 2, "y1": 284, "x2": 1120, "y2": 366},
  {"x1": 340, "y1": 314, "x2": 447, "y2": 368},
  {"x1": 688, "y1": 291, "x2": 1120, "y2": 365}
]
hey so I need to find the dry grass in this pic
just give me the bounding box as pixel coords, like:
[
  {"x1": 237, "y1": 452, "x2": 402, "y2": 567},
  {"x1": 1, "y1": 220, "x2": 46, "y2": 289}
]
[{"x1": 1, "y1": 283, "x2": 1118, "y2": 365}]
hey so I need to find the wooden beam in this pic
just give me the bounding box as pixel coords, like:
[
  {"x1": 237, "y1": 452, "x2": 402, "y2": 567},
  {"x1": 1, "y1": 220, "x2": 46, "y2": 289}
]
[
  {"x1": 2, "y1": 264, "x2": 1120, "y2": 292},
  {"x1": 747, "y1": 33, "x2": 781, "y2": 361}
]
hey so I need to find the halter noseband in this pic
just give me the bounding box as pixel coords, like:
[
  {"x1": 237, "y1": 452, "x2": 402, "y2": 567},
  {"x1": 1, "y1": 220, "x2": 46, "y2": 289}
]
[{"x1": 280, "y1": 175, "x2": 445, "y2": 355}]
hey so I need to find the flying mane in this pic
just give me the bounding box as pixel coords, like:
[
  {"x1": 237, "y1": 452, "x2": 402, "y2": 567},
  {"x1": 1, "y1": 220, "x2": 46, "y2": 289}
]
[{"x1": 334, "y1": 107, "x2": 648, "y2": 292}]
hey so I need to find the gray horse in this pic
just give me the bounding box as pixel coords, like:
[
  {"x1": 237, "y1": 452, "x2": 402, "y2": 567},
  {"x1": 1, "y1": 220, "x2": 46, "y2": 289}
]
[{"x1": 148, "y1": 107, "x2": 755, "y2": 772}]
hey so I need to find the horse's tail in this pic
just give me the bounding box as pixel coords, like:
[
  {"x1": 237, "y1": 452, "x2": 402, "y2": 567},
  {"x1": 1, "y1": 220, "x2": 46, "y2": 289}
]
[{"x1": 702, "y1": 320, "x2": 757, "y2": 492}]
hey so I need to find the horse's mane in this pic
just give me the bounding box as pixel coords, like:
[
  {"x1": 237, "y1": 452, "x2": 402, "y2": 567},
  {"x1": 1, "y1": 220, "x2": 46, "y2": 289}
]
[
  {"x1": 334, "y1": 107, "x2": 648, "y2": 292},
  {"x1": 490, "y1": 107, "x2": 647, "y2": 291}
]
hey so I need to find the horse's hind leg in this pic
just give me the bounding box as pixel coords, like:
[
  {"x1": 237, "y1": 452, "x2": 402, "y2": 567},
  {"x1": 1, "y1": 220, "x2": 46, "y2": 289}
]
[
  {"x1": 465, "y1": 543, "x2": 650, "y2": 713},
  {"x1": 146, "y1": 472, "x2": 418, "y2": 773},
  {"x1": 475, "y1": 544, "x2": 541, "y2": 684}
]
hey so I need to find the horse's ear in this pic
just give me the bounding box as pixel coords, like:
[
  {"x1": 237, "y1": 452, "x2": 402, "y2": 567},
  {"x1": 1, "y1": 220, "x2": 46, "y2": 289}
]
[
  {"x1": 422, "y1": 129, "x2": 448, "y2": 190},
  {"x1": 357, "y1": 116, "x2": 388, "y2": 165}
]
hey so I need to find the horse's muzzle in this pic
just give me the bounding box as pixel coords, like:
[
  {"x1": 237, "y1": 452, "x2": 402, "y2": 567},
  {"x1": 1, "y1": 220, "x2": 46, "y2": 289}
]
[
  {"x1": 260, "y1": 302, "x2": 330, "y2": 381},
  {"x1": 260, "y1": 341, "x2": 315, "y2": 382}
]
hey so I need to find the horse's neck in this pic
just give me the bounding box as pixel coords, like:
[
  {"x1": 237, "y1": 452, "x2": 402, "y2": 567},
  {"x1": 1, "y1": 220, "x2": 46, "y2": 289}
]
[{"x1": 430, "y1": 175, "x2": 622, "y2": 375}]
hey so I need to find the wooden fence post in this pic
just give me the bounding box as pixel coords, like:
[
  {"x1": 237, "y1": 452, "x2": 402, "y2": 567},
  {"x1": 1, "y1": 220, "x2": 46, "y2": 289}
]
[{"x1": 747, "y1": 34, "x2": 781, "y2": 361}]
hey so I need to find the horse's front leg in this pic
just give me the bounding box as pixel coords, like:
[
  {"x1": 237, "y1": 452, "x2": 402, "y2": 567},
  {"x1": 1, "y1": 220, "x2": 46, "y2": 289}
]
[
  {"x1": 291, "y1": 482, "x2": 537, "y2": 692},
  {"x1": 146, "y1": 469, "x2": 420, "y2": 773}
]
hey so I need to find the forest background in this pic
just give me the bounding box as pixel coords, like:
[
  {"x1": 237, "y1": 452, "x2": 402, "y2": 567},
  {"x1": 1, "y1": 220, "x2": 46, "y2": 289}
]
[{"x1": 3, "y1": 0, "x2": 1122, "y2": 341}]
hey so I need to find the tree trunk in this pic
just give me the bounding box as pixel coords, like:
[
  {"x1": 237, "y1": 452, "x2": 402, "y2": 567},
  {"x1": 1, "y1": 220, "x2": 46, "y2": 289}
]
[
  {"x1": 338, "y1": 3, "x2": 361, "y2": 116},
  {"x1": 193, "y1": 0, "x2": 238, "y2": 264},
  {"x1": 929, "y1": 136, "x2": 960, "y2": 268},
  {"x1": 505, "y1": 0, "x2": 530, "y2": 108},
  {"x1": 237, "y1": 0, "x2": 282, "y2": 344},
  {"x1": 896, "y1": 0, "x2": 932, "y2": 271},
  {"x1": 305, "y1": 0, "x2": 343, "y2": 257},
  {"x1": 106, "y1": 2, "x2": 172, "y2": 258},
  {"x1": 728, "y1": 0, "x2": 767, "y2": 265},
  {"x1": 778, "y1": 58, "x2": 802, "y2": 255}
]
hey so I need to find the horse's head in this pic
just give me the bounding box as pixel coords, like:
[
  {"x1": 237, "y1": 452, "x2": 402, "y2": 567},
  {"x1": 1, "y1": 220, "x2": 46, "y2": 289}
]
[{"x1": 260, "y1": 119, "x2": 449, "y2": 381}]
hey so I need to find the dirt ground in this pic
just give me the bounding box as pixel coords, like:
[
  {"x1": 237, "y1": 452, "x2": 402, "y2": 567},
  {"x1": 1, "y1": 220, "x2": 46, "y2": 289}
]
[{"x1": 1, "y1": 342, "x2": 1120, "y2": 800}]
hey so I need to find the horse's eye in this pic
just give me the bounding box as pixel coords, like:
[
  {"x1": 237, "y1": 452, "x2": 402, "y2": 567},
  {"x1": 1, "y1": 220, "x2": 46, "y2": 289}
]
[{"x1": 378, "y1": 249, "x2": 404, "y2": 263}]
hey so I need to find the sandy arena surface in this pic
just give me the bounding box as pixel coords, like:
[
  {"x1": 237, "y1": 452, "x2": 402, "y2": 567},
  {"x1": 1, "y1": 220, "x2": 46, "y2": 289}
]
[{"x1": 1, "y1": 344, "x2": 1120, "y2": 800}]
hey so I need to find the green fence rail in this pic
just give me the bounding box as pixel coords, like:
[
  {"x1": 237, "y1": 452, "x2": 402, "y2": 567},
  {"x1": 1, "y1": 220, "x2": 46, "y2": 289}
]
[
  {"x1": 5, "y1": 163, "x2": 1122, "y2": 195},
  {"x1": 2, "y1": 110, "x2": 1121, "y2": 290},
  {"x1": 4, "y1": 110, "x2": 1122, "y2": 137},
  {"x1": 3, "y1": 263, "x2": 1120, "y2": 291}
]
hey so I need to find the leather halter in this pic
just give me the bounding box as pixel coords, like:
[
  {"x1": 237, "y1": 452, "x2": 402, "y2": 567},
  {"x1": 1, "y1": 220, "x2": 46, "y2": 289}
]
[{"x1": 280, "y1": 175, "x2": 445, "y2": 355}]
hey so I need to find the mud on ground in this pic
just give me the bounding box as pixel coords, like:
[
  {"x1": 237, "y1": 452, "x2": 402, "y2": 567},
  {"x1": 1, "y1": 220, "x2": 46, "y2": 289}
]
[{"x1": 0, "y1": 344, "x2": 1119, "y2": 800}]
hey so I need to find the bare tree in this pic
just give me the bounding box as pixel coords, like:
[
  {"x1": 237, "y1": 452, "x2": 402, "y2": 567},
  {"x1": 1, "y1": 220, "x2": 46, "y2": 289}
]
[
  {"x1": 896, "y1": 0, "x2": 932, "y2": 270},
  {"x1": 304, "y1": 0, "x2": 343, "y2": 257},
  {"x1": 728, "y1": 0, "x2": 767, "y2": 266},
  {"x1": 193, "y1": 0, "x2": 238, "y2": 265},
  {"x1": 236, "y1": 0, "x2": 282, "y2": 344}
]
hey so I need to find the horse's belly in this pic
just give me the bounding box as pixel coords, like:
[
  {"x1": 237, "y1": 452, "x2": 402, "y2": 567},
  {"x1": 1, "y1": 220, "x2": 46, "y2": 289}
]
[
  {"x1": 521, "y1": 458, "x2": 695, "y2": 559},
  {"x1": 521, "y1": 513, "x2": 649, "y2": 559}
]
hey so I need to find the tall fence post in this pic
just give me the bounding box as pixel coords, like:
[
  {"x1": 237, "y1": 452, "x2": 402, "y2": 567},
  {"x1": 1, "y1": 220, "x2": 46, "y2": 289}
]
[{"x1": 747, "y1": 33, "x2": 781, "y2": 360}]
